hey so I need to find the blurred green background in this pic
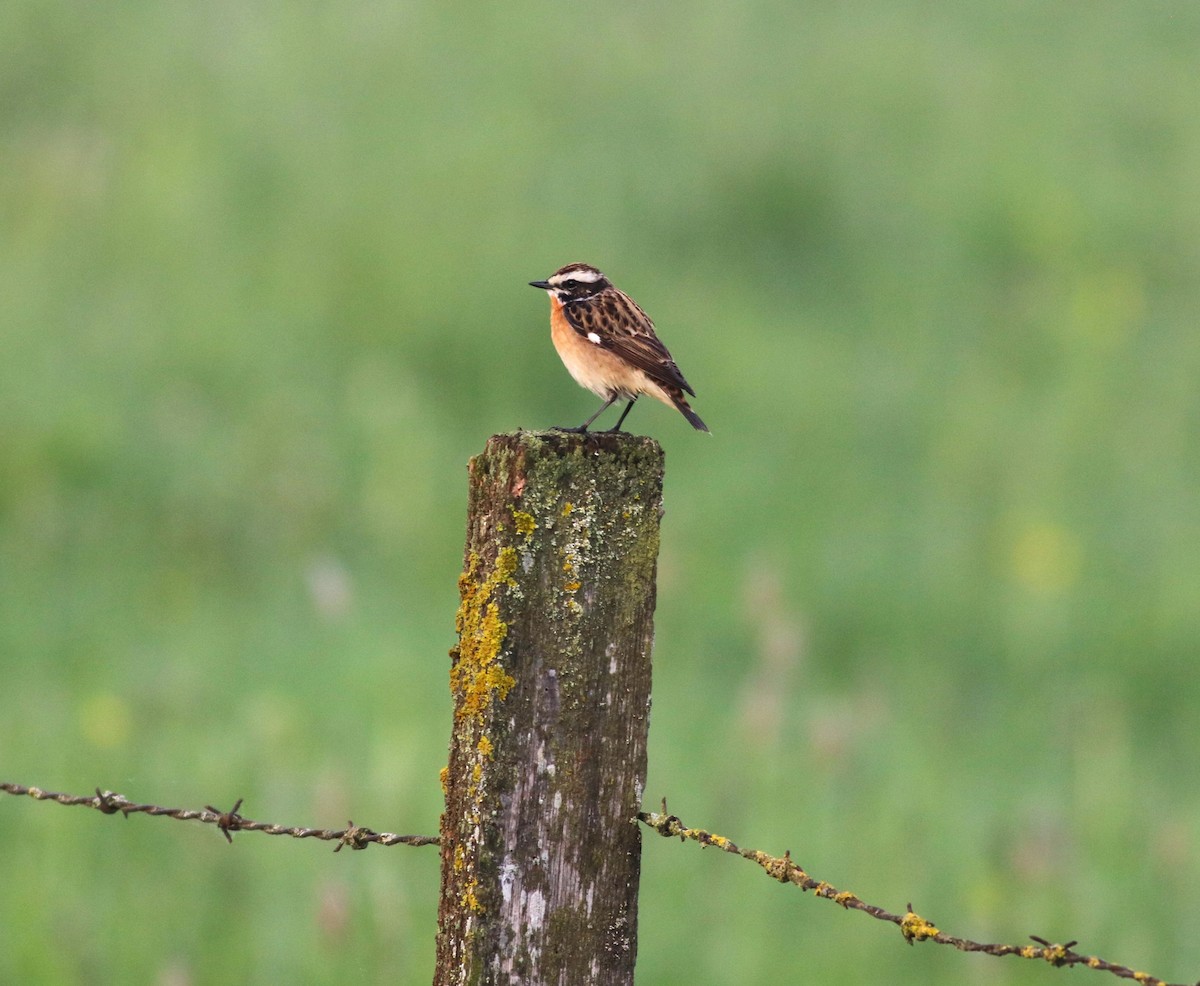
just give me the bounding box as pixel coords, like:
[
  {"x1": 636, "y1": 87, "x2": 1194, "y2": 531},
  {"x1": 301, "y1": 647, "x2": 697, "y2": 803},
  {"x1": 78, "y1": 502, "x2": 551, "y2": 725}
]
[{"x1": 4, "y1": 1, "x2": 1200, "y2": 983}]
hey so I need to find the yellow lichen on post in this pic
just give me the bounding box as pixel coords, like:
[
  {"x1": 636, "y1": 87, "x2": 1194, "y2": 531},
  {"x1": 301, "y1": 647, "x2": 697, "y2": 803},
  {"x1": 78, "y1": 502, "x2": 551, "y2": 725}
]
[
  {"x1": 511, "y1": 508, "x2": 537, "y2": 541},
  {"x1": 449, "y1": 548, "x2": 518, "y2": 723},
  {"x1": 461, "y1": 881, "x2": 481, "y2": 913},
  {"x1": 442, "y1": 544, "x2": 521, "y2": 929}
]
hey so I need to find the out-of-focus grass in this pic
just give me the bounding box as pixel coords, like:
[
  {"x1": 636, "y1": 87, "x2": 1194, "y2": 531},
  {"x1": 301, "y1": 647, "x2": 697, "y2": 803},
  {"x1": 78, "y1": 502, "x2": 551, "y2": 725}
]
[{"x1": 4, "y1": 1, "x2": 1200, "y2": 983}]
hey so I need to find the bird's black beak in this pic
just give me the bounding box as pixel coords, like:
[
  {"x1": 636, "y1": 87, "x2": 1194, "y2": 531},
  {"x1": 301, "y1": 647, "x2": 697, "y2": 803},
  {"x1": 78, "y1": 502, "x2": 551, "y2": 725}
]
[{"x1": 528, "y1": 280, "x2": 551, "y2": 290}]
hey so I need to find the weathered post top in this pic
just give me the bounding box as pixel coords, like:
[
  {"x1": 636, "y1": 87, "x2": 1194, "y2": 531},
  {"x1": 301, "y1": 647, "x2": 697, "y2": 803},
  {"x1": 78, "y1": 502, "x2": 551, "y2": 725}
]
[{"x1": 435, "y1": 430, "x2": 665, "y2": 986}]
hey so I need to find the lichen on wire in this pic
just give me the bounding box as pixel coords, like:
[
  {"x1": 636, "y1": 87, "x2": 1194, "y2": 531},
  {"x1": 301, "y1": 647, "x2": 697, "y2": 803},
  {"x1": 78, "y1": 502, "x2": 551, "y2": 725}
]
[
  {"x1": 638, "y1": 799, "x2": 1192, "y2": 986},
  {"x1": 1, "y1": 782, "x2": 438, "y2": 850}
]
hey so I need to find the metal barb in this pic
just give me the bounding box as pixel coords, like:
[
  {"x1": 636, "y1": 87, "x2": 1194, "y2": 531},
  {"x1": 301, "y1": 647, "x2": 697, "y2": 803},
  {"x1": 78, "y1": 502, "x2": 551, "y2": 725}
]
[{"x1": 205, "y1": 798, "x2": 245, "y2": 844}]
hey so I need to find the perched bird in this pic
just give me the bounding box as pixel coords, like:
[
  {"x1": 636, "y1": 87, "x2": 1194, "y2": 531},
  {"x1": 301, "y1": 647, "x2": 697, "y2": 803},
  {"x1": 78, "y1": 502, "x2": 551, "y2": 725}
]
[{"x1": 528, "y1": 263, "x2": 709, "y2": 434}]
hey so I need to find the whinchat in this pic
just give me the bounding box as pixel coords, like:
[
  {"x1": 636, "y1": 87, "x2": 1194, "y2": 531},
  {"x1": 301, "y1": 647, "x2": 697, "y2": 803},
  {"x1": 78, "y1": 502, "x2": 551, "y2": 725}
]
[{"x1": 528, "y1": 263, "x2": 709, "y2": 434}]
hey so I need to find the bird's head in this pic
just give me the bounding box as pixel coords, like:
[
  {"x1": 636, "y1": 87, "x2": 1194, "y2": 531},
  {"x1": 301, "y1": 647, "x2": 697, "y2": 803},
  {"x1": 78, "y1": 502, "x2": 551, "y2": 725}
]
[{"x1": 529, "y1": 263, "x2": 611, "y2": 303}]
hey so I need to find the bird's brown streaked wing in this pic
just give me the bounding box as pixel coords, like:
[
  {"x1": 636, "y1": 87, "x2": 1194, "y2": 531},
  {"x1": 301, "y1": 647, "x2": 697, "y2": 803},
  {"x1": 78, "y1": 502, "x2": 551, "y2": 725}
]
[{"x1": 563, "y1": 294, "x2": 697, "y2": 397}]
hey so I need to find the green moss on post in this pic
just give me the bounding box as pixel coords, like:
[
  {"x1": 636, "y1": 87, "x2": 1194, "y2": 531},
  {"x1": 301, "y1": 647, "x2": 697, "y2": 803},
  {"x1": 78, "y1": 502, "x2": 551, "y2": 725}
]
[{"x1": 435, "y1": 431, "x2": 664, "y2": 986}]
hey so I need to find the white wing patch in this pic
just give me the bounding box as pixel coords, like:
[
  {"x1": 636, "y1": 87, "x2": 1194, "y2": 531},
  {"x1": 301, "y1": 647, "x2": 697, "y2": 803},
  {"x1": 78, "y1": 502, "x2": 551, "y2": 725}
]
[{"x1": 587, "y1": 332, "x2": 602, "y2": 344}]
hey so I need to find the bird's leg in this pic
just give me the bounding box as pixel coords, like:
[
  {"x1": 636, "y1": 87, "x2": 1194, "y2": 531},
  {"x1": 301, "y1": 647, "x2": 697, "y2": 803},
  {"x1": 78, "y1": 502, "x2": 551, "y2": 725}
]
[
  {"x1": 607, "y1": 396, "x2": 638, "y2": 432},
  {"x1": 554, "y1": 394, "x2": 619, "y2": 433}
]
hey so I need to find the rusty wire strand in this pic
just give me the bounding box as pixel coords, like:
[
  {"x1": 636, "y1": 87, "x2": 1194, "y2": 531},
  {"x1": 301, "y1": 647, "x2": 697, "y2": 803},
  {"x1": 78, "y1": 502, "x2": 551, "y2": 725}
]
[
  {"x1": 638, "y1": 800, "x2": 1196, "y2": 986},
  {"x1": 1, "y1": 782, "x2": 438, "y2": 850}
]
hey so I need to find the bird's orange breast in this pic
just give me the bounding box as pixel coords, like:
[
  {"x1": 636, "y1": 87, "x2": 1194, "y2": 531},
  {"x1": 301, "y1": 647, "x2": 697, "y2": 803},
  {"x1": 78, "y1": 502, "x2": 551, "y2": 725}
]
[{"x1": 544, "y1": 298, "x2": 669, "y2": 405}]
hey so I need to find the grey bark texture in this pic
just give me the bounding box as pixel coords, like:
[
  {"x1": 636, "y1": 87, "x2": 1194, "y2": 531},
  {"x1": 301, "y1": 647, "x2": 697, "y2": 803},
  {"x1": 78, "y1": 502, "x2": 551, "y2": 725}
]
[{"x1": 434, "y1": 430, "x2": 664, "y2": 986}]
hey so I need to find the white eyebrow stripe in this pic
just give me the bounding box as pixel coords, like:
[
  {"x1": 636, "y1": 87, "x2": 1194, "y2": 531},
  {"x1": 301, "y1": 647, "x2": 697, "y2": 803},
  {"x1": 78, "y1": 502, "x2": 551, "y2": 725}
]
[{"x1": 550, "y1": 267, "x2": 604, "y2": 286}]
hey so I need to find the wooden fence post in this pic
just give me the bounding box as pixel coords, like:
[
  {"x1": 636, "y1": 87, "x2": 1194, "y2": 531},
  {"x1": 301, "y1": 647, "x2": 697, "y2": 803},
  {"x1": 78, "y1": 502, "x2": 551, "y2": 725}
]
[{"x1": 434, "y1": 431, "x2": 664, "y2": 986}]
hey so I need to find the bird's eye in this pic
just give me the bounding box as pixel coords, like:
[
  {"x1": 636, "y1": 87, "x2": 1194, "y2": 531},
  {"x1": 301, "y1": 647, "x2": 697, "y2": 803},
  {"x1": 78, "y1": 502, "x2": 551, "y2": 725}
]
[{"x1": 563, "y1": 279, "x2": 579, "y2": 289}]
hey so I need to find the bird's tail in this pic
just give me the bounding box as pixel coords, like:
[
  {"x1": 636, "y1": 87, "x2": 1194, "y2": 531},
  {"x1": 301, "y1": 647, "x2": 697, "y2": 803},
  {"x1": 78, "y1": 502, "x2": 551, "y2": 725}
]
[{"x1": 674, "y1": 396, "x2": 710, "y2": 433}]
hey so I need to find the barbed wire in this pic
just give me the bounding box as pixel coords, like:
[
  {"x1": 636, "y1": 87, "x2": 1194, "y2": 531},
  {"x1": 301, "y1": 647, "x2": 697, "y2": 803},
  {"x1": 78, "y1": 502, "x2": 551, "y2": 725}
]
[
  {"x1": 638, "y1": 799, "x2": 1196, "y2": 986},
  {"x1": 4, "y1": 781, "x2": 1191, "y2": 983},
  {"x1": 0, "y1": 782, "x2": 438, "y2": 850}
]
